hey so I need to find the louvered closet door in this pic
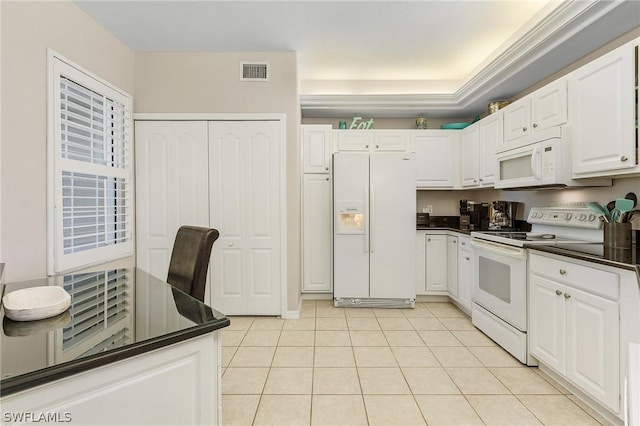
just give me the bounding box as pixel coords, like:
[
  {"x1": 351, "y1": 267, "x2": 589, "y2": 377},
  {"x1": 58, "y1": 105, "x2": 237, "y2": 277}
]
[
  {"x1": 135, "y1": 121, "x2": 210, "y2": 284},
  {"x1": 209, "y1": 121, "x2": 281, "y2": 315}
]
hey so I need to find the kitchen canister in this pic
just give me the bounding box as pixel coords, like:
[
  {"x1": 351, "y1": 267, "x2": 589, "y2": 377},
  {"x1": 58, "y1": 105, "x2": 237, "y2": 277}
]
[
  {"x1": 415, "y1": 118, "x2": 427, "y2": 129},
  {"x1": 603, "y1": 222, "x2": 632, "y2": 249}
]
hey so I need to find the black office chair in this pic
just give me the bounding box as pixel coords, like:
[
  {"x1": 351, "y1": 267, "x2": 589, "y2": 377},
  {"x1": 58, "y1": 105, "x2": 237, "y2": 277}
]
[{"x1": 167, "y1": 226, "x2": 219, "y2": 303}]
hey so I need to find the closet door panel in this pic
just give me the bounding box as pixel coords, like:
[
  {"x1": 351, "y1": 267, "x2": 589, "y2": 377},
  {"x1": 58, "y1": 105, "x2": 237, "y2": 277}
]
[{"x1": 135, "y1": 121, "x2": 209, "y2": 281}]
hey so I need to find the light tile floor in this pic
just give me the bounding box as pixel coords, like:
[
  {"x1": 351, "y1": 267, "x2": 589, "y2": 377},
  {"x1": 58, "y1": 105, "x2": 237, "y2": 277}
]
[{"x1": 221, "y1": 301, "x2": 610, "y2": 426}]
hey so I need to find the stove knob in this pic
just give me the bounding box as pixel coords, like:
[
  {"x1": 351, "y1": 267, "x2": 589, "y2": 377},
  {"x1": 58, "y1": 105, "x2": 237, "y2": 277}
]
[
  {"x1": 565, "y1": 213, "x2": 572, "y2": 220},
  {"x1": 579, "y1": 214, "x2": 587, "y2": 221},
  {"x1": 588, "y1": 214, "x2": 596, "y2": 222}
]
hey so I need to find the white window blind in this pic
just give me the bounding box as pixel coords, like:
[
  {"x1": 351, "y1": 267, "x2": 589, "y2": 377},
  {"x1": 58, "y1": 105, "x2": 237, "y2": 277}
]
[{"x1": 48, "y1": 53, "x2": 133, "y2": 274}]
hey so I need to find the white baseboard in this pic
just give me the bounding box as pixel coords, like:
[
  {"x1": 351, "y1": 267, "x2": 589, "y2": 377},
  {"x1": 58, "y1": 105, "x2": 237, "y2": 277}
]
[{"x1": 301, "y1": 293, "x2": 333, "y2": 300}]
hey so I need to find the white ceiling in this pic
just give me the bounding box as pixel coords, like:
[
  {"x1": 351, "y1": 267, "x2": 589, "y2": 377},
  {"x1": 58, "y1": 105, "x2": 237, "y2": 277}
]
[{"x1": 75, "y1": 0, "x2": 640, "y2": 117}]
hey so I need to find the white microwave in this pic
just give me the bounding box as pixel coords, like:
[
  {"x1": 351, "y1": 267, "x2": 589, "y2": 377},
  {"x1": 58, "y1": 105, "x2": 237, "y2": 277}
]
[{"x1": 495, "y1": 126, "x2": 611, "y2": 189}]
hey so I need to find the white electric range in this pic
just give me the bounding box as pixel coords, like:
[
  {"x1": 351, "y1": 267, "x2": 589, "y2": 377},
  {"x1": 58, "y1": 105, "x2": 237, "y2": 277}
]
[{"x1": 469, "y1": 207, "x2": 603, "y2": 365}]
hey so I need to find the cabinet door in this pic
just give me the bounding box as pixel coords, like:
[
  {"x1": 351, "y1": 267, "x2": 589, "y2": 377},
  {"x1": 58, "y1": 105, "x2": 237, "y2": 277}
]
[
  {"x1": 302, "y1": 125, "x2": 331, "y2": 173},
  {"x1": 478, "y1": 112, "x2": 502, "y2": 185},
  {"x1": 456, "y1": 238, "x2": 472, "y2": 311},
  {"x1": 447, "y1": 236, "x2": 458, "y2": 297},
  {"x1": 415, "y1": 231, "x2": 428, "y2": 295},
  {"x1": 374, "y1": 131, "x2": 408, "y2": 151},
  {"x1": 531, "y1": 79, "x2": 567, "y2": 132},
  {"x1": 529, "y1": 274, "x2": 565, "y2": 373},
  {"x1": 503, "y1": 97, "x2": 531, "y2": 142},
  {"x1": 570, "y1": 40, "x2": 636, "y2": 175},
  {"x1": 565, "y1": 286, "x2": 619, "y2": 412},
  {"x1": 426, "y1": 234, "x2": 448, "y2": 292},
  {"x1": 459, "y1": 125, "x2": 479, "y2": 187},
  {"x1": 302, "y1": 174, "x2": 332, "y2": 292},
  {"x1": 413, "y1": 131, "x2": 457, "y2": 188},
  {"x1": 337, "y1": 130, "x2": 373, "y2": 151}
]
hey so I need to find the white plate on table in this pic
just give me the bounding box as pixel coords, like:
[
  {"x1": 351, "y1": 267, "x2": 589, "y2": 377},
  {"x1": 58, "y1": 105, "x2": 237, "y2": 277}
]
[{"x1": 2, "y1": 286, "x2": 71, "y2": 322}]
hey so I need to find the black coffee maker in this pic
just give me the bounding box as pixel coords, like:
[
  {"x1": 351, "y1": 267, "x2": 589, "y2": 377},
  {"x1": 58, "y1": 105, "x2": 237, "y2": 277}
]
[{"x1": 459, "y1": 200, "x2": 489, "y2": 231}]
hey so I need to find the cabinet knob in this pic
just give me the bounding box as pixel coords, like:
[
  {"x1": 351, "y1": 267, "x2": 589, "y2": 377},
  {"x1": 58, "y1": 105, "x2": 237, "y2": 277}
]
[
  {"x1": 461, "y1": 242, "x2": 466, "y2": 246},
  {"x1": 229, "y1": 242, "x2": 234, "y2": 247},
  {"x1": 325, "y1": 177, "x2": 329, "y2": 181},
  {"x1": 479, "y1": 178, "x2": 483, "y2": 182},
  {"x1": 559, "y1": 269, "x2": 566, "y2": 275},
  {"x1": 453, "y1": 240, "x2": 457, "y2": 244},
  {"x1": 555, "y1": 289, "x2": 562, "y2": 296},
  {"x1": 465, "y1": 257, "x2": 470, "y2": 261},
  {"x1": 523, "y1": 127, "x2": 528, "y2": 132},
  {"x1": 564, "y1": 293, "x2": 571, "y2": 299},
  {"x1": 427, "y1": 238, "x2": 431, "y2": 242},
  {"x1": 365, "y1": 145, "x2": 369, "y2": 148},
  {"x1": 532, "y1": 123, "x2": 538, "y2": 128},
  {"x1": 473, "y1": 179, "x2": 477, "y2": 183},
  {"x1": 376, "y1": 145, "x2": 380, "y2": 148},
  {"x1": 621, "y1": 155, "x2": 628, "y2": 162},
  {"x1": 325, "y1": 167, "x2": 329, "y2": 170}
]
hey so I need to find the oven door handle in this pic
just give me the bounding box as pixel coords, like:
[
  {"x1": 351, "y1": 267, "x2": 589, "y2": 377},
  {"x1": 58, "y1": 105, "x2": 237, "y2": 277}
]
[{"x1": 470, "y1": 239, "x2": 527, "y2": 260}]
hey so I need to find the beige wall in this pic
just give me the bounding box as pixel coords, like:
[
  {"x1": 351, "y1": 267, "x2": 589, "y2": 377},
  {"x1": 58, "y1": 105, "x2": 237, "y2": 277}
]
[
  {"x1": 134, "y1": 52, "x2": 302, "y2": 311},
  {"x1": 0, "y1": 1, "x2": 135, "y2": 282}
]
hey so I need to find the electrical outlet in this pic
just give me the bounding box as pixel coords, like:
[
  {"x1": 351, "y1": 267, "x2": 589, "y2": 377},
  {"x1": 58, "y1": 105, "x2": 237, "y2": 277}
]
[{"x1": 425, "y1": 205, "x2": 433, "y2": 214}]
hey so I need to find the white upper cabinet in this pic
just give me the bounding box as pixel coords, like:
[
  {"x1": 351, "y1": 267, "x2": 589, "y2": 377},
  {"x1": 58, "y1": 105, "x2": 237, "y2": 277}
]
[
  {"x1": 459, "y1": 124, "x2": 480, "y2": 187},
  {"x1": 336, "y1": 130, "x2": 374, "y2": 151},
  {"x1": 478, "y1": 111, "x2": 502, "y2": 186},
  {"x1": 413, "y1": 130, "x2": 458, "y2": 188},
  {"x1": 336, "y1": 130, "x2": 409, "y2": 152},
  {"x1": 570, "y1": 38, "x2": 639, "y2": 177},
  {"x1": 501, "y1": 79, "x2": 568, "y2": 151},
  {"x1": 302, "y1": 125, "x2": 332, "y2": 173},
  {"x1": 374, "y1": 130, "x2": 409, "y2": 151}
]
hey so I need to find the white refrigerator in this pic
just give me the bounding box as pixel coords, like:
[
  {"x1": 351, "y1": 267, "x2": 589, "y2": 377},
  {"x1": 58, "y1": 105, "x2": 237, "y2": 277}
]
[{"x1": 333, "y1": 151, "x2": 416, "y2": 308}]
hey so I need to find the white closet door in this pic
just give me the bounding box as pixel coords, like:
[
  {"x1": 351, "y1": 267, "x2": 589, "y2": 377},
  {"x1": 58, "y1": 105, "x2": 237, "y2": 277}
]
[
  {"x1": 135, "y1": 121, "x2": 210, "y2": 281},
  {"x1": 209, "y1": 121, "x2": 282, "y2": 315}
]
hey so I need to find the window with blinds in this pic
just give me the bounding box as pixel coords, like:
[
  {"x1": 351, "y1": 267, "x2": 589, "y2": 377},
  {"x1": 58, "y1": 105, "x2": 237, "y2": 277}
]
[{"x1": 48, "y1": 52, "x2": 133, "y2": 273}]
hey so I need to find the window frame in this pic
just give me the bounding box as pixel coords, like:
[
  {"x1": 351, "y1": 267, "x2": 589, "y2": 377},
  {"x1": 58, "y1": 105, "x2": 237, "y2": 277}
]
[{"x1": 47, "y1": 50, "x2": 134, "y2": 275}]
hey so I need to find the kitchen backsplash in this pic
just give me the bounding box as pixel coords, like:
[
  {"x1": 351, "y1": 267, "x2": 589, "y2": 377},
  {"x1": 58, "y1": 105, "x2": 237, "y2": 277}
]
[{"x1": 417, "y1": 176, "x2": 640, "y2": 229}]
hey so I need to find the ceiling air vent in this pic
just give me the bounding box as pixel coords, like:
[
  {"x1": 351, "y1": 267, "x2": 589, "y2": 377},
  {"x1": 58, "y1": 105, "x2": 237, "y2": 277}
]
[{"x1": 241, "y1": 62, "x2": 270, "y2": 81}]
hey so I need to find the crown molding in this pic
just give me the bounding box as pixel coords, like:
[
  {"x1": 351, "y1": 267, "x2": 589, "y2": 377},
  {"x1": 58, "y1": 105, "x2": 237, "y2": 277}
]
[{"x1": 300, "y1": 0, "x2": 639, "y2": 118}]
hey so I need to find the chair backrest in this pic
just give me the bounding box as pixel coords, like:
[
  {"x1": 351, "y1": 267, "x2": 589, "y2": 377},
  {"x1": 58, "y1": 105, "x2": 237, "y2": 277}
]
[{"x1": 167, "y1": 226, "x2": 219, "y2": 303}]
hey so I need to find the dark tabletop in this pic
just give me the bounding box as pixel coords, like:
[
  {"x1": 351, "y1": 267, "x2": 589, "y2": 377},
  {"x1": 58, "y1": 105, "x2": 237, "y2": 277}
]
[{"x1": 0, "y1": 267, "x2": 229, "y2": 397}]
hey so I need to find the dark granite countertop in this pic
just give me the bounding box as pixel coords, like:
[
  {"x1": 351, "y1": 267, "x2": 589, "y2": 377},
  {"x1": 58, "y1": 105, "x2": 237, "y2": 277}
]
[
  {"x1": 416, "y1": 226, "x2": 472, "y2": 235},
  {"x1": 0, "y1": 267, "x2": 230, "y2": 397},
  {"x1": 526, "y1": 243, "x2": 640, "y2": 282}
]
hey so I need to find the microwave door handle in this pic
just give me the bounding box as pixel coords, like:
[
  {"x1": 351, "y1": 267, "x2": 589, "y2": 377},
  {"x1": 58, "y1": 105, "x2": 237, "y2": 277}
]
[
  {"x1": 530, "y1": 145, "x2": 541, "y2": 179},
  {"x1": 364, "y1": 185, "x2": 369, "y2": 253}
]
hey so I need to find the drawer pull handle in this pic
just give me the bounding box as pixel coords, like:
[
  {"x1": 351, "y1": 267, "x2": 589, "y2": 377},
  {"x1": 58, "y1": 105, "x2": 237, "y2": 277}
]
[
  {"x1": 559, "y1": 269, "x2": 567, "y2": 275},
  {"x1": 465, "y1": 257, "x2": 470, "y2": 261},
  {"x1": 555, "y1": 290, "x2": 562, "y2": 296},
  {"x1": 325, "y1": 177, "x2": 329, "y2": 181},
  {"x1": 523, "y1": 127, "x2": 528, "y2": 132},
  {"x1": 325, "y1": 167, "x2": 329, "y2": 171},
  {"x1": 533, "y1": 123, "x2": 538, "y2": 128},
  {"x1": 621, "y1": 155, "x2": 628, "y2": 162},
  {"x1": 461, "y1": 242, "x2": 466, "y2": 246},
  {"x1": 365, "y1": 145, "x2": 369, "y2": 149},
  {"x1": 564, "y1": 293, "x2": 571, "y2": 299}
]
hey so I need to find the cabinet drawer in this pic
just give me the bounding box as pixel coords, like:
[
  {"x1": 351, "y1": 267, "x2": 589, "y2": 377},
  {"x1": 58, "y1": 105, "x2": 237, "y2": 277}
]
[{"x1": 529, "y1": 253, "x2": 618, "y2": 300}]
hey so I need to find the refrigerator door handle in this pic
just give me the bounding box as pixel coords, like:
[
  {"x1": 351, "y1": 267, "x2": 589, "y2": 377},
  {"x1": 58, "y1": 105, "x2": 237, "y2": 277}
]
[
  {"x1": 370, "y1": 183, "x2": 375, "y2": 253},
  {"x1": 364, "y1": 184, "x2": 369, "y2": 253}
]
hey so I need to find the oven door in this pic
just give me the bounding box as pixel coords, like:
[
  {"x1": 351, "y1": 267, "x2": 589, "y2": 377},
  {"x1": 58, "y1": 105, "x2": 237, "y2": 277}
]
[{"x1": 471, "y1": 238, "x2": 527, "y2": 331}]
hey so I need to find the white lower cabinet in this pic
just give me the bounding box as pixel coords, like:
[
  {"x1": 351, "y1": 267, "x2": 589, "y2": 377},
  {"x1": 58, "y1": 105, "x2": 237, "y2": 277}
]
[
  {"x1": 455, "y1": 236, "x2": 472, "y2": 311},
  {"x1": 529, "y1": 253, "x2": 620, "y2": 414},
  {"x1": 447, "y1": 235, "x2": 458, "y2": 297},
  {"x1": 425, "y1": 234, "x2": 448, "y2": 292},
  {"x1": 1, "y1": 334, "x2": 220, "y2": 425},
  {"x1": 302, "y1": 174, "x2": 332, "y2": 292}
]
